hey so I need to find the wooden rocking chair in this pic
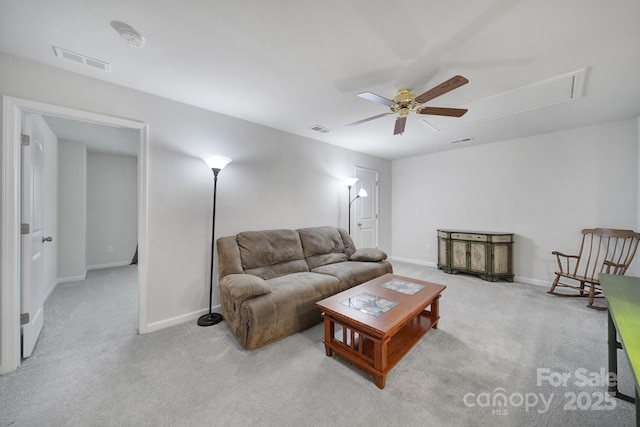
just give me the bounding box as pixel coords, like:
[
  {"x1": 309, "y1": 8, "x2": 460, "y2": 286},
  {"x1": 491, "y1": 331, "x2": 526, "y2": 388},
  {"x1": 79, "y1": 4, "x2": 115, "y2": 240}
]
[{"x1": 548, "y1": 228, "x2": 640, "y2": 309}]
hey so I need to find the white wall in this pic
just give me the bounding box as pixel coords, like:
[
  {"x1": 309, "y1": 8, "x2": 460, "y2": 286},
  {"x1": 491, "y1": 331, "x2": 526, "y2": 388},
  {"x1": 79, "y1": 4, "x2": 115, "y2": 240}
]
[
  {"x1": 0, "y1": 52, "x2": 391, "y2": 332},
  {"x1": 392, "y1": 119, "x2": 639, "y2": 284},
  {"x1": 57, "y1": 140, "x2": 86, "y2": 282},
  {"x1": 87, "y1": 152, "x2": 137, "y2": 269}
]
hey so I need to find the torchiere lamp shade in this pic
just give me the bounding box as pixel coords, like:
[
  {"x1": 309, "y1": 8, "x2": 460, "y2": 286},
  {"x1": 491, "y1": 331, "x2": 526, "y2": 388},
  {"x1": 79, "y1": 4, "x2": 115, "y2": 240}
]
[{"x1": 204, "y1": 155, "x2": 232, "y2": 170}]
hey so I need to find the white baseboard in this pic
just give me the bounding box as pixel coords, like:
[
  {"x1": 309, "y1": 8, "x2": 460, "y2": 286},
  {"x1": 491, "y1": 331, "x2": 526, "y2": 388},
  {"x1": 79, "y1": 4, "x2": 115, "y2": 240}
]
[
  {"x1": 514, "y1": 276, "x2": 552, "y2": 288},
  {"x1": 389, "y1": 256, "x2": 438, "y2": 268},
  {"x1": 87, "y1": 261, "x2": 132, "y2": 271},
  {"x1": 390, "y1": 256, "x2": 553, "y2": 288},
  {"x1": 57, "y1": 273, "x2": 87, "y2": 284},
  {"x1": 145, "y1": 304, "x2": 223, "y2": 334},
  {"x1": 43, "y1": 280, "x2": 58, "y2": 302}
]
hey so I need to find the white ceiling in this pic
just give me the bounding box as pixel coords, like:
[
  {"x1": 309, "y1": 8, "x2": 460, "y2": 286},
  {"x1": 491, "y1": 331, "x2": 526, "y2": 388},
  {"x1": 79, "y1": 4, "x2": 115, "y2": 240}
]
[
  {"x1": 43, "y1": 115, "x2": 139, "y2": 157},
  {"x1": 1, "y1": 0, "x2": 639, "y2": 160}
]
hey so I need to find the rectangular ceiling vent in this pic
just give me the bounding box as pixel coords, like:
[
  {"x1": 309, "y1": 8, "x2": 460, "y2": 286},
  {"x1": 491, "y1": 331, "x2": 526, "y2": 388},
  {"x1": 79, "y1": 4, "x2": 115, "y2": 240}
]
[
  {"x1": 310, "y1": 125, "x2": 331, "y2": 134},
  {"x1": 422, "y1": 68, "x2": 586, "y2": 131},
  {"x1": 449, "y1": 137, "x2": 474, "y2": 144},
  {"x1": 53, "y1": 46, "x2": 111, "y2": 72}
]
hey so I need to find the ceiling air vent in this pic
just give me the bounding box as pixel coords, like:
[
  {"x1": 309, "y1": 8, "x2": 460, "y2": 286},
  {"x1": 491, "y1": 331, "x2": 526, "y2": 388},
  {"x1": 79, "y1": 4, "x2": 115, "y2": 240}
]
[
  {"x1": 53, "y1": 46, "x2": 111, "y2": 72},
  {"x1": 449, "y1": 137, "x2": 474, "y2": 144},
  {"x1": 310, "y1": 125, "x2": 331, "y2": 134}
]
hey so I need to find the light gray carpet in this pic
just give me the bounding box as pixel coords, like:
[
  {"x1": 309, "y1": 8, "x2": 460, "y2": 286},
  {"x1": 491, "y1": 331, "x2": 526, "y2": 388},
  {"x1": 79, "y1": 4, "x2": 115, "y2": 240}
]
[{"x1": 0, "y1": 262, "x2": 636, "y2": 426}]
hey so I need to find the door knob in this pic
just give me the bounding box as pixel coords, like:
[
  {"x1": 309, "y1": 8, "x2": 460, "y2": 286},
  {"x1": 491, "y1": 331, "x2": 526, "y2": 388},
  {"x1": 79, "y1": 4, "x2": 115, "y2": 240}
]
[
  {"x1": 42, "y1": 236, "x2": 53, "y2": 243},
  {"x1": 357, "y1": 223, "x2": 363, "y2": 227}
]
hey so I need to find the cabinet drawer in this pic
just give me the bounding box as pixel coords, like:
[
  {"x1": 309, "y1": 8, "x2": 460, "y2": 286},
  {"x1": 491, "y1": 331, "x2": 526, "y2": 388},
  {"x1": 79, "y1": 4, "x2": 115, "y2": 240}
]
[
  {"x1": 438, "y1": 231, "x2": 450, "y2": 238},
  {"x1": 451, "y1": 233, "x2": 487, "y2": 242},
  {"x1": 491, "y1": 235, "x2": 513, "y2": 243}
]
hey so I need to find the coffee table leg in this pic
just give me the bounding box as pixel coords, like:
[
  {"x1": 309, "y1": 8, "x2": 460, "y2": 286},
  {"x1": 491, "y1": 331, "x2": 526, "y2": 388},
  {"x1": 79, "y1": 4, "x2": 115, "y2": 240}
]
[
  {"x1": 373, "y1": 338, "x2": 389, "y2": 389},
  {"x1": 375, "y1": 374, "x2": 386, "y2": 389},
  {"x1": 323, "y1": 316, "x2": 334, "y2": 357},
  {"x1": 431, "y1": 295, "x2": 440, "y2": 329}
]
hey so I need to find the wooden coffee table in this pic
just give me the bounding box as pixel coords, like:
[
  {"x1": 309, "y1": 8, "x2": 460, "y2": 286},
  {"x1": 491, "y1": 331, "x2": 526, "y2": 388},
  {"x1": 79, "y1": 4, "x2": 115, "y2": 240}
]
[{"x1": 316, "y1": 273, "x2": 445, "y2": 389}]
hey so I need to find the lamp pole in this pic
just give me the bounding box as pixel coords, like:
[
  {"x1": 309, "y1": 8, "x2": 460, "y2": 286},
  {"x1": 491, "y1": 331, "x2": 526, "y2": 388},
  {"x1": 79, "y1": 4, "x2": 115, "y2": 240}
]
[
  {"x1": 198, "y1": 155, "x2": 231, "y2": 327},
  {"x1": 345, "y1": 178, "x2": 359, "y2": 235},
  {"x1": 348, "y1": 184, "x2": 353, "y2": 234}
]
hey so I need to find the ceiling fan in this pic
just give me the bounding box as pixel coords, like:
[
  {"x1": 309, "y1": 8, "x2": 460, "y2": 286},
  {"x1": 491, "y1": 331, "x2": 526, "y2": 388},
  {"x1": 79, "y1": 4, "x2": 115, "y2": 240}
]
[{"x1": 346, "y1": 75, "x2": 469, "y2": 135}]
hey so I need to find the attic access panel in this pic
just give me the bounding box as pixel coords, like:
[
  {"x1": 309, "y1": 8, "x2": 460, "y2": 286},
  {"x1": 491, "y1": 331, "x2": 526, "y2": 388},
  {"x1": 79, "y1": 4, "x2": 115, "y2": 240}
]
[{"x1": 422, "y1": 69, "x2": 585, "y2": 131}]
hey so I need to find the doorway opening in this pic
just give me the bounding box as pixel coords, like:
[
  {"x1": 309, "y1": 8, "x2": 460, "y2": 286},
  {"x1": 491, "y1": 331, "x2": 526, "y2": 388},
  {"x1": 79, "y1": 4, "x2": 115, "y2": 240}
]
[{"x1": 1, "y1": 96, "x2": 149, "y2": 374}]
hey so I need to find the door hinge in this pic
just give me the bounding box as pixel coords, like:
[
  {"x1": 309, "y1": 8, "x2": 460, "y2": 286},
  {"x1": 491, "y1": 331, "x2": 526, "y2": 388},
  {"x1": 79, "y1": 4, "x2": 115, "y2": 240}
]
[
  {"x1": 21, "y1": 313, "x2": 30, "y2": 325},
  {"x1": 21, "y1": 134, "x2": 30, "y2": 146},
  {"x1": 21, "y1": 223, "x2": 30, "y2": 234}
]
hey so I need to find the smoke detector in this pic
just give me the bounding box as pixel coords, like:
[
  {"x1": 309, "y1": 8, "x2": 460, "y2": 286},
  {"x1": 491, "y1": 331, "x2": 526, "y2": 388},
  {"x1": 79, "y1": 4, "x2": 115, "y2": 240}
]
[{"x1": 111, "y1": 21, "x2": 145, "y2": 48}]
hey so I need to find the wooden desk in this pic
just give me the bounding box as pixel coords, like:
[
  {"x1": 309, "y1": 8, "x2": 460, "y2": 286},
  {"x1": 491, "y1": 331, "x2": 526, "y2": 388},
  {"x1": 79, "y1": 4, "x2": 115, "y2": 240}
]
[{"x1": 600, "y1": 274, "x2": 640, "y2": 427}]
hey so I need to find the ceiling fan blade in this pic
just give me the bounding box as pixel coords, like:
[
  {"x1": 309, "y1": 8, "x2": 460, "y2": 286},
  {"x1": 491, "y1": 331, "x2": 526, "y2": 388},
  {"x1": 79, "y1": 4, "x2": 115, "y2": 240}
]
[
  {"x1": 414, "y1": 75, "x2": 469, "y2": 105},
  {"x1": 357, "y1": 92, "x2": 396, "y2": 107},
  {"x1": 417, "y1": 107, "x2": 468, "y2": 117},
  {"x1": 345, "y1": 112, "x2": 392, "y2": 127},
  {"x1": 393, "y1": 116, "x2": 407, "y2": 135}
]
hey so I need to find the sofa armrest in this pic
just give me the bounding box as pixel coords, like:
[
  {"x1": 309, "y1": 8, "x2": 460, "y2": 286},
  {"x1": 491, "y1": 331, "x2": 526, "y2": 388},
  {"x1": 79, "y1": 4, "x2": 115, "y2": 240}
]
[
  {"x1": 217, "y1": 236, "x2": 245, "y2": 277},
  {"x1": 220, "y1": 274, "x2": 271, "y2": 302},
  {"x1": 350, "y1": 248, "x2": 388, "y2": 262}
]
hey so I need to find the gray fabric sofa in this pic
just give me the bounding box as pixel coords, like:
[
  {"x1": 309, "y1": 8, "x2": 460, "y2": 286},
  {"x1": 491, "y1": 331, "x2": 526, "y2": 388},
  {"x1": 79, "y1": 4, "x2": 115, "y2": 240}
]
[{"x1": 216, "y1": 226, "x2": 393, "y2": 349}]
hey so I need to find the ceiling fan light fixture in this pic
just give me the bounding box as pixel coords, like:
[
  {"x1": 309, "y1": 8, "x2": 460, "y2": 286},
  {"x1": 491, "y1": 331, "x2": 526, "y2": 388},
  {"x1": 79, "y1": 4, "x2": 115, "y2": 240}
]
[
  {"x1": 347, "y1": 75, "x2": 469, "y2": 136},
  {"x1": 393, "y1": 89, "x2": 414, "y2": 104}
]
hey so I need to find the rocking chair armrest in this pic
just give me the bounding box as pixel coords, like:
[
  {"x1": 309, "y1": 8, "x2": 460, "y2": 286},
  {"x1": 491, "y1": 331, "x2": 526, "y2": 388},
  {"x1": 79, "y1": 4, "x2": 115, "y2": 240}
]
[
  {"x1": 603, "y1": 260, "x2": 627, "y2": 274},
  {"x1": 552, "y1": 251, "x2": 579, "y2": 273},
  {"x1": 551, "y1": 251, "x2": 578, "y2": 259}
]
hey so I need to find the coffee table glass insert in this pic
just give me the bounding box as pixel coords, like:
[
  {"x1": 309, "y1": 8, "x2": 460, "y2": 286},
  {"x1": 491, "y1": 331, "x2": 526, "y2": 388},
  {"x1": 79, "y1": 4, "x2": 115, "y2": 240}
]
[
  {"x1": 379, "y1": 278, "x2": 425, "y2": 295},
  {"x1": 340, "y1": 292, "x2": 398, "y2": 317}
]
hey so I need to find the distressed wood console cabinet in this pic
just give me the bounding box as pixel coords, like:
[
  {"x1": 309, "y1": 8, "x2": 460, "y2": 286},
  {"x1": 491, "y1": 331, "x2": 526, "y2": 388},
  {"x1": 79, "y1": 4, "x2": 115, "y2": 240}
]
[{"x1": 438, "y1": 229, "x2": 514, "y2": 282}]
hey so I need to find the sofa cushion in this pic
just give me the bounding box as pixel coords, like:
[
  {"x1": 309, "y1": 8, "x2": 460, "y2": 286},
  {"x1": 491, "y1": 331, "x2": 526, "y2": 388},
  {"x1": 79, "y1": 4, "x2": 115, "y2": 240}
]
[
  {"x1": 237, "y1": 229, "x2": 309, "y2": 280},
  {"x1": 298, "y1": 226, "x2": 349, "y2": 269},
  {"x1": 337, "y1": 228, "x2": 357, "y2": 258},
  {"x1": 239, "y1": 272, "x2": 341, "y2": 349},
  {"x1": 350, "y1": 248, "x2": 388, "y2": 262},
  {"x1": 311, "y1": 261, "x2": 394, "y2": 291}
]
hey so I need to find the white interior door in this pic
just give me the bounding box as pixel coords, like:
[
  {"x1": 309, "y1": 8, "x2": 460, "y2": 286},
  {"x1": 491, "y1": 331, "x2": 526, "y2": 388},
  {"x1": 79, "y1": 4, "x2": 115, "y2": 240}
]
[
  {"x1": 20, "y1": 113, "x2": 45, "y2": 358},
  {"x1": 354, "y1": 167, "x2": 379, "y2": 248}
]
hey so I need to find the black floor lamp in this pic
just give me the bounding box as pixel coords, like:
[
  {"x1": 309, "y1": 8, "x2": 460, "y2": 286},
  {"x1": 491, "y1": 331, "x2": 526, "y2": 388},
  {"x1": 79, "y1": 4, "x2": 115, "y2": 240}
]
[
  {"x1": 345, "y1": 178, "x2": 368, "y2": 235},
  {"x1": 198, "y1": 154, "x2": 232, "y2": 327}
]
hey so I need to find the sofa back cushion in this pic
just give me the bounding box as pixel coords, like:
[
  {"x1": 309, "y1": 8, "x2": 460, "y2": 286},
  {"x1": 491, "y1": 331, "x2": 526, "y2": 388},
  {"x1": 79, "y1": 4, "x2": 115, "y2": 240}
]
[
  {"x1": 237, "y1": 229, "x2": 309, "y2": 280},
  {"x1": 298, "y1": 226, "x2": 349, "y2": 269}
]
